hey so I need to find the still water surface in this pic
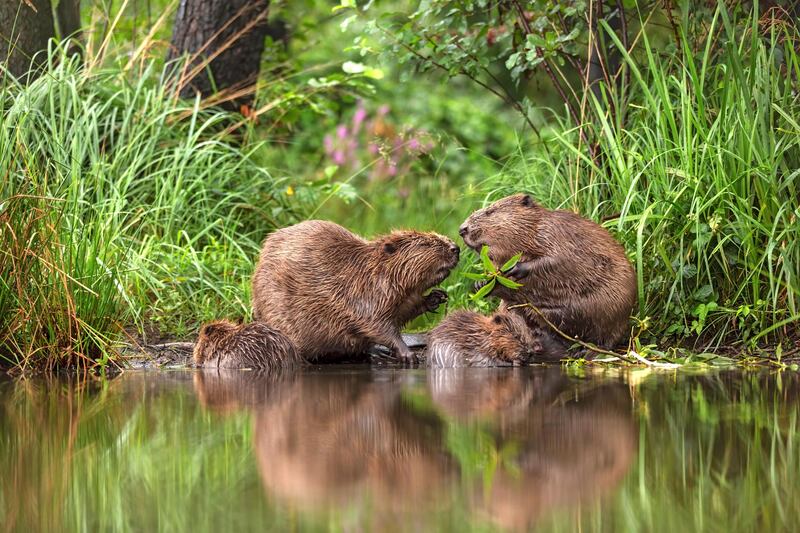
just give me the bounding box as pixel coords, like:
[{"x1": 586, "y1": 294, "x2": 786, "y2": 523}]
[{"x1": 1, "y1": 366, "x2": 798, "y2": 532}]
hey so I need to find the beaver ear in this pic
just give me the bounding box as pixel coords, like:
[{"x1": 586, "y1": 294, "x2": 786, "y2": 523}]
[
  {"x1": 493, "y1": 315, "x2": 503, "y2": 324},
  {"x1": 201, "y1": 323, "x2": 216, "y2": 335},
  {"x1": 521, "y1": 194, "x2": 534, "y2": 207},
  {"x1": 383, "y1": 242, "x2": 397, "y2": 254}
]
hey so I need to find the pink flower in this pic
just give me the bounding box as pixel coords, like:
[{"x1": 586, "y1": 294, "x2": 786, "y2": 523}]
[
  {"x1": 336, "y1": 125, "x2": 348, "y2": 139},
  {"x1": 352, "y1": 106, "x2": 367, "y2": 132},
  {"x1": 332, "y1": 150, "x2": 346, "y2": 165}
]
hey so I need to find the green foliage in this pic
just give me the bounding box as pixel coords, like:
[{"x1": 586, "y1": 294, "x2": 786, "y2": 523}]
[
  {"x1": 0, "y1": 48, "x2": 297, "y2": 369},
  {"x1": 485, "y1": 6, "x2": 800, "y2": 348},
  {"x1": 464, "y1": 245, "x2": 523, "y2": 301}
]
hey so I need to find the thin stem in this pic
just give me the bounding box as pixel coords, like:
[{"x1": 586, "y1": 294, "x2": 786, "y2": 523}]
[{"x1": 507, "y1": 302, "x2": 638, "y2": 364}]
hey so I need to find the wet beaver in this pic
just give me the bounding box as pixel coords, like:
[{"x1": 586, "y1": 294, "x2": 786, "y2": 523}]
[
  {"x1": 194, "y1": 319, "x2": 303, "y2": 369},
  {"x1": 426, "y1": 310, "x2": 564, "y2": 367},
  {"x1": 459, "y1": 194, "x2": 637, "y2": 354},
  {"x1": 252, "y1": 220, "x2": 460, "y2": 362}
]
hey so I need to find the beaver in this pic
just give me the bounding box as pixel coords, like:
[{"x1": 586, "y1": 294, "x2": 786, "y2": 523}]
[
  {"x1": 459, "y1": 194, "x2": 637, "y2": 354},
  {"x1": 252, "y1": 220, "x2": 460, "y2": 362},
  {"x1": 193, "y1": 319, "x2": 303, "y2": 369},
  {"x1": 426, "y1": 310, "x2": 564, "y2": 367}
]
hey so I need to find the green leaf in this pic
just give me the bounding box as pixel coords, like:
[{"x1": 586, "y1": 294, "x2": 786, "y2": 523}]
[
  {"x1": 342, "y1": 61, "x2": 367, "y2": 74},
  {"x1": 463, "y1": 272, "x2": 488, "y2": 281},
  {"x1": 471, "y1": 278, "x2": 496, "y2": 300},
  {"x1": 479, "y1": 245, "x2": 495, "y2": 273},
  {"x1": 500, "y1": 252, "x2": 522, "y2": 272},
  {"x1": 496, "y1": 275, "x2": 523, "y2": 289}
]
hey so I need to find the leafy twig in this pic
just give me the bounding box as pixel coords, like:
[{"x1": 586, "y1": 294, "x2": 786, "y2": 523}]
[{"x1": 465, "y1": 245, "x2": 523, "y2": 300}]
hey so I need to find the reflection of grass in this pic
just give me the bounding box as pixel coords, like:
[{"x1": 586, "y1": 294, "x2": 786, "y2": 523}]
[
  {"x1": 544, "y1": 373, "x2": 800, "y2": 532},
  {"x1": 401, "y1": 387, "x2": 521, "y2": 497},
  {"x1": 3, "y1": 372, "x2": 800, "y2": 531},
  {"x1": 445, "y1": 422, "x2": 521, "y2": 502}
]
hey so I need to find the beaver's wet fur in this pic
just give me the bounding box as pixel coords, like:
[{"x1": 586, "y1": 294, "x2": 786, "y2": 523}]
[
  {"x1": 426, "y1": 310, "x2": 565, "y2": 367},
  {"x1": 459, "y1": 194, "x2": 637, "y2": 356},
  {"x1": 193, "y1": 319, "x2": 302, "y2": 369},
  {"x1": 252, "y1": 220, "x2": 460, "y2": 362}
]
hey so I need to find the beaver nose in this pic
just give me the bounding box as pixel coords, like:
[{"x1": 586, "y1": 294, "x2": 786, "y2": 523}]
[
  {"x1": 449, "y1": 243, "x2": 460, "y2": 258},
  {"x1": 458, "y1": 225, "x2": 468, "y2": 238}
]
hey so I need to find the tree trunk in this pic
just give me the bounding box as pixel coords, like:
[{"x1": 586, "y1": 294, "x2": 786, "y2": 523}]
[
  {"x1": 0, "y1": 0, "x2": 56, "y2": 83},
  {"x1": 55, "y1": 0, "x2": 80, "y2": 39},
  {"x1": 166, "y1": 0, "x2": 270, "y2": 112}
]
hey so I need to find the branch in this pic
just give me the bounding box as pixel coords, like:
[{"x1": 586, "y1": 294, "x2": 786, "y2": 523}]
[
  {"x1": 511, "y1": 0, "x2": 590, "y2": 149},
  {"x1": 507, "y1": 302, "x2": 638, "y2": 364}
]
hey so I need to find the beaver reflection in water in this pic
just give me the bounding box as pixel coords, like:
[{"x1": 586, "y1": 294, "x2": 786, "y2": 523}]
[{"x1": 191, "y1": 368, "x2": 636, "y2": 530}]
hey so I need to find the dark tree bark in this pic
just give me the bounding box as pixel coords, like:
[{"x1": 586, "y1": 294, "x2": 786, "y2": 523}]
[
  {"x1": 0, "y1": 0, "x2": 56, "y2": 82},
  {"x1": 166, "y1": 0, "x2": 270, "y2": 111},
  {"x1": 587, "y1": 1, "x2": 625, "y2": 103},
  {"x1": 55, "y1": 0, "x2": 80, "y2": 39}
]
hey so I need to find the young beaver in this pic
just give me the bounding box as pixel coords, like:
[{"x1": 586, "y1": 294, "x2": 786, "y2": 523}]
[
  {"x1": 252, "y1": 220, "x2": 460, "y2": 362},
  {"x1": 459, "y1": 194, "x2": 637, "y2": 355},
  {"x1": 426, "y1": 310, "x2": 564, "y2": 367},
  {"x1": 194, "y1": 320, "x2": 303, "y2": 369}
]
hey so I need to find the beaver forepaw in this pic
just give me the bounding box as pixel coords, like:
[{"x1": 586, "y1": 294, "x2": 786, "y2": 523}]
[
  {"x1": 424, "y1": 289, "x2": 448, "y2": 312},
  {"x1": 504, "y1": 260, "x2": 533, "y2": 282}
]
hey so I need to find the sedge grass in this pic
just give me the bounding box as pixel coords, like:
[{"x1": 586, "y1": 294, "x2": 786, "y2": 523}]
[
  {"x1": 0, "y1": 46, "x2": 294, "y2": 370},
  {"x1": 484, "y1": 6, "x2": 800, "y2": 350}
]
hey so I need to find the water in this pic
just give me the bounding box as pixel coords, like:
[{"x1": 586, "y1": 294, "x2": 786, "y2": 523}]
[{"x1": 1, "y1": 366, "x2": 798, "y2": 532}]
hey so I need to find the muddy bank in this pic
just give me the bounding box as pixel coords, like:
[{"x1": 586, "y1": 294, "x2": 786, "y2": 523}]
[{"x1": 116, "y1": 333, "x2": 431, "y2": 370}]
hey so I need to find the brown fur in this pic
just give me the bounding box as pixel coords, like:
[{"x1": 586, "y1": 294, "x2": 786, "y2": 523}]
[
  {"x1": 252, "y1": 220, "x2": 459, "y2": 361},
  {"x1": 193, "y1": 319, "x2": 302, "y2": 369},
  {"x1": 427, "y1": 310, "x2": 564, "y2": 367},
  {"x1": 459, "y1": 194, "x2": 637, "y2": 353}
]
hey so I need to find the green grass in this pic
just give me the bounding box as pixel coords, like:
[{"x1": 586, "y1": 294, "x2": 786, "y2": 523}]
[
  {"x1": 2, "y1": 4, "x2": 799, "y2": 370},
  {"x1": 0, "y1": 46, "x2": 296, "y2": 370},
  {"x1": 483, "y1": 7, "x2": 800, "y2": 350}
]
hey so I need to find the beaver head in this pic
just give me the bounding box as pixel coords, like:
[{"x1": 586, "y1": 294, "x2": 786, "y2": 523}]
[
  {"x1": 489, "y1": 313, "x2": 537, "y2": 364},
  {"x1": 373, "y1": 230, "x2": 460, "y2": 292},
  {"x1": 459, "y1": 194, "x2": 541, "y2": 265},
  {"x1": 194, "y1": 319, "x2": 238, "y2": 364}
]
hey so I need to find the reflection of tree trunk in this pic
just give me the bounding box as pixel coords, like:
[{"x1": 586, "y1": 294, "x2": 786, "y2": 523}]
[
  {"x1": 166, "y1": 0, "x2": 270, "y2": 111},
  {"x1": 0, "y1": 0, "x2": 56, "y2": 82}
]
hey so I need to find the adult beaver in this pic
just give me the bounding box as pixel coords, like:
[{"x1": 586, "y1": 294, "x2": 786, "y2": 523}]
[
  {"x1": 459, "y1": 194, "x2": 637, "y2": 354},
  {"x1": 193, "y1": 319, "x2": 302, "y2": 369},
  {"x1": 426, "y1": 310, "x2": 564, "y2": 367},
  {"x1": 252, "y1": 220, "x2": 460, "y2": 362}
]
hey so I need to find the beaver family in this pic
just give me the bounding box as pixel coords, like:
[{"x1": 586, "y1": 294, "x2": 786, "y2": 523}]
[
  {"x1": 252, "y1": 220, "x2": 459, "y2": 362},
  {"x1": 459, "y1": 194, "x2": 637, "y2": 355},
  {"x1": 426, "y1": 310, "x2": 564, "y2": 366},
  {"x1": 193, "y1": 319, "x2": 302, "y2": 369}
]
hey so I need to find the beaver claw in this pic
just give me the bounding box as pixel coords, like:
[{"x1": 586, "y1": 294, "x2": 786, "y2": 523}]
[
  {"x1": 425, "y1": 289, "x2": 448, "y2": 312},
  {"x1": 504, "y1": 260, "x2": 532, "y2": 282},
  {"x1": 397, "y1": 347, "x2": 418, "y2": 364}
]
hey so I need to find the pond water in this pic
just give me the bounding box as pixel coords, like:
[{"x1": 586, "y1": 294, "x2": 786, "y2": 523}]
[{"x1": 1, "y1": 366, "x2": 798, "y2": 532}]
